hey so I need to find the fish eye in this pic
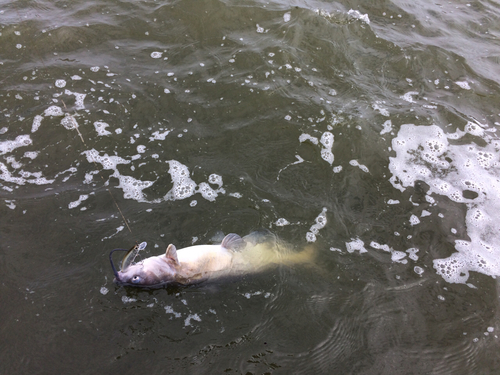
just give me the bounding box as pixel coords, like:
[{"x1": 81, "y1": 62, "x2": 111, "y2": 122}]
[{"x1": 131, "y1": 275, "x2": 141, "y2": 284}]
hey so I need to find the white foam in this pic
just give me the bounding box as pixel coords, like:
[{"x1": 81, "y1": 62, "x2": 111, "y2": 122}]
[
  {"x1": 83, "y1": 150, "x2": 129, "y2": 170},
  {"x1": 208, "y1": 173, "x2": 223, "y2": 187},
  {"x1": 401, "y1": 91, "x2": 418, "y2": 103},
  {"x1": 149, "y1": 129, "x2": 171, "y2": 141},
  {"x1": 197, "y1": 182, "x2": 219, "y2": 201},
  {"x1": 184, "y1": 313, "x2": 201, "y2": 326},
  {"x1": 23, "y1": 151, "x2": 38, "y2": 159},
  {"x1": 373, "y1": 103, "x2": 390, "y2": 117},
  {"x1": 114, "y1": 173, "x2": 154, "y2": 202},
  {"x1": 44, "y1": 106, "x2": 64, "y2": 117},
  {"x1": 380, "y1": 120, "x2": 392, "y2": 135},
  {"x1": 348, "y1": 9, "x2": 370, "y2": 23},
  {"x1": 275, "y1": 218, "x2": 290, "y2": 226},
  {"x1": 55, "y1": 79, "x2": 66, "y2": 88},
  {"x1": 299, "y1": 133, "x2": 319, "y2": 145},
  {"x1": 0, "y1": 134, "x2": 32, "y2": 155},
  {"x1": 409, "y1": 214, "x2": 420, "y2": 225},
  {"x1": 346, "y1": 238, "x2": 368, "y2": 253},
  {"x1": 371, "y1": 241, "x2": 408, "y2": 264},
  {"x1": 60, "y1": 115, "x2": 78, "y2": 130},
  {"x1": 406, "y1": 248, "x2": 419, "y2": 261},
  {"x1": 283, "y1": 12, "x2": 291, "y2": 22},
  {"x1": 164, "y1": 160, "x2": 197, "y2": 201},
  {"x1": 349, "y1": 160, "x2": 369, "y2": 173},
  {"x1": 414, "y1": 266, "x2": 424, "y2": 275},
  {"x1": 455, "y1": 81, "x2": 471, "y2": 90},
  {"x1": 94, "y1": 121, "x2": 111, "y2": 136},
  {"x1": 150, "y1": 51, "x2": 162, "y2": 59},
  {"x1": 64, "y1": 89, "x2": 86, "y2": 110},
  {"x1": 31, "y1": 115, "x2": 43, "y2": 133},
  {"x1": 389, "y1": 124, "x2": 500, "y2": 283},
  {"x1": 82, "y1": 150, "x2": 153, "y2": 201},
  {"x1": 164, "y1": 160, "x2": 224, "y2": 202},
  {"x1": 320, "y1": 132, "x2": 334, "y2": 165},
  {"x1": 68, "y1": 194, "x2": 89, "y2": 209},
  {"x1": 306, "y1": 207, "x2": 327, "y2": 243}
]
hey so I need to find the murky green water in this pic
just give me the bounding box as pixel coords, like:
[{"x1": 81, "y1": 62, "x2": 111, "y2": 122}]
[{"x1": 1, "y1": 0, "x2": 500, "y2": 373}]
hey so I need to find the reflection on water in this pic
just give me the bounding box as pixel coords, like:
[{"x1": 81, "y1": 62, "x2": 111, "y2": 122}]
[{"x1": 1, "y1": 0, "x2": 500, "y2": 373}]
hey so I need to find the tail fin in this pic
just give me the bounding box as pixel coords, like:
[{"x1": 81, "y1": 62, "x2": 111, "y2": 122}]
[{"x1": 281, "y1": 245, "x2": 317, "y2": 265}]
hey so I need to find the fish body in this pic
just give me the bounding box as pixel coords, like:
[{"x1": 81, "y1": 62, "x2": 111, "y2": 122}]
[{"x1": 110, "y1": 232, "x2": 314, "y2": 288}]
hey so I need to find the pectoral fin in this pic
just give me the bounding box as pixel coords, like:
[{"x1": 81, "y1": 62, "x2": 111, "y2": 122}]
[
  {"x1": 221, "y1": 233, "x2": 246, "y2": 251},
  {"x1": 166, "y1": 244, "x2": 180, "y2": 266}
]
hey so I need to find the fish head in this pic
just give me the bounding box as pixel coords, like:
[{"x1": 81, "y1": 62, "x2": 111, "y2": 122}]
[{"x1": 110, "y1": 243, "x2": 181, "y2": 288}]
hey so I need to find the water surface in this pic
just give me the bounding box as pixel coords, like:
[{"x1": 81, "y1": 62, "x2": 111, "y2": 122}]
[{"x1": 1, "y1": 0, "x2": 500, "y2": 373}]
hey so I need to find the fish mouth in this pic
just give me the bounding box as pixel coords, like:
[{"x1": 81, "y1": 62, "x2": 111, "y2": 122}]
[
  {"x1": 109, "y1": 242, "x2": 147, "y2": 284},
  {"x1": 109, "y1": 247, "x2": 131, "y2": 283}
]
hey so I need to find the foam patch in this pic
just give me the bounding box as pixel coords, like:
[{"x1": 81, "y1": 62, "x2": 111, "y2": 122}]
[{"x1": 389, "y1": 123, "x2": 500, "y2": 283}]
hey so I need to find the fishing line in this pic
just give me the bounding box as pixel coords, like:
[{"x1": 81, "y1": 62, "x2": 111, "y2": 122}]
[{"x1": 62, "y1": 101, "x2": 133, "y2": 234}]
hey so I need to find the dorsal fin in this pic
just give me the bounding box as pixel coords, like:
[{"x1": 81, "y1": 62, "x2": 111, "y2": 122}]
[
  {"x1": 166, "y1": 244, "x2": 179, "y2": 266},
  {"x1": 221, "y1": 233, "x2": 245, "y2": 251}
]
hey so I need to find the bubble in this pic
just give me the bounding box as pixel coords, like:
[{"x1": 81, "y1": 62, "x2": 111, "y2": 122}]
[
  {"x1": 164, "y1": 88, "x2": 171, "y2": 94},
  {"x1": 55, "y1": 79, "x2": 66, "y2": 88},
  {"x1": 306, "y1": 232, "x2": 317, "y2": 243},
  {"x1": 150, "y1": 51, "x2": 162, "y2": 58},
  {"x1": 283, "y1": 12, "x2": 291, "y2": 22},
  {"x1": 208, "y1": 174, "x2": 223, "y2": 187}
]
